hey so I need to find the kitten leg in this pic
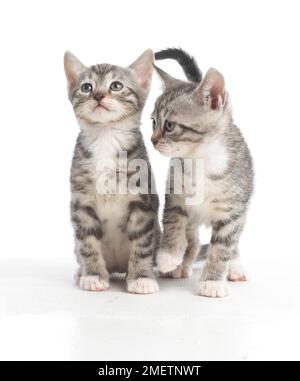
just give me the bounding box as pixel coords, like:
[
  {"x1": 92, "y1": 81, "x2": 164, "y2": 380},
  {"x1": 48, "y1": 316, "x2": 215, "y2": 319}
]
[
  {"x1": 72, "y1": 201, "x2": 109, "y2": 291},
  {"x1": 157, "y1": 206, "x2": 188, "y2": 273},
  {"x1": 197, "y1": 245, "x2": 230, "y2": 297},
  {"x1": 126, "y1": 202, "x2": 159, "y2": 294},
  {"x1": 197, "y1": 214, "x2": 244, "y2": 297},
  {"x1": 228, "y1": 251, "x2": 248, "y2": 281},
  {"x1": 168, "y1": 223, "x2": 200, "y2": 279}
]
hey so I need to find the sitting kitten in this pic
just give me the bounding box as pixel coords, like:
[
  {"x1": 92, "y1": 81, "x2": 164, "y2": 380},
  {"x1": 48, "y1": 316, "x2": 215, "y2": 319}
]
[
  {"x1": 64, "y1": 50, "x2": 160, "y2": 294},
  {"x1": 151, "y1": 48, "x2": 254, "y2": 297}
]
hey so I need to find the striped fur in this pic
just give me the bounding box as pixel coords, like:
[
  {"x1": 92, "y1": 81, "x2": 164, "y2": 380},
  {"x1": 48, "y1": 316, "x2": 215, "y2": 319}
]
[
  {"x1": 152, "y1": 52, "x2": 254, "y2": 297},
  {"x1": 64, "y1": 50, "x2": 160, "y2": 294}
]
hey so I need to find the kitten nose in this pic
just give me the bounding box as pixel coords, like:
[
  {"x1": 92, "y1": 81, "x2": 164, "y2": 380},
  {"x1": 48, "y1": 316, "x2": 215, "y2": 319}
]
[
  {"x1": 151, "y1": 135, "x2": 166, "y2": 145},
  {"x1": 93, "y1": 93, "x2": 105, "y2": 102},
  {"x1": 151, "y1": 130, "x2": 163, "y2": 145},
  {"x1": 151, "y1": 136, "x2": 159, "y2": 145}
]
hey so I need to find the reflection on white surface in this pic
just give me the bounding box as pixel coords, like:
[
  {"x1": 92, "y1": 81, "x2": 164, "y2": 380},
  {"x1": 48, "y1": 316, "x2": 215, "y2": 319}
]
[{"x1": 0, "y1": 259, "x2": 300, "y2": 360}]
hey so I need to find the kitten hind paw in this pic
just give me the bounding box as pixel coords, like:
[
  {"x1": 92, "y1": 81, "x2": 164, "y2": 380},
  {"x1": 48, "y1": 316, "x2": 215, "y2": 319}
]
[
  {"x1": 228, "y1": 259, "x2": 249, "y2": 282},
  {"x1": 160, "y1": 264, "x2": 193, "y2": 279},
  {"x1": 157, "y1": 250, "x2": 183, "y2": 273},
  {"x1": 127, "y1": 278, "x2": 159, "y2": 294},
  {"x1": 196, "y1": 280, "x2": 230, "y2": 298},
  {"x1": 79, "y1": 275, "x2": 109, "y2": 291}
]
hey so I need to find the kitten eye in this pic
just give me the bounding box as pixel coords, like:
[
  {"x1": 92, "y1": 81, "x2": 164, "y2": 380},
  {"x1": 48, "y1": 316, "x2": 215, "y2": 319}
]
[
  {"x1": 81, "y1": 83, "x2": 93, "y2": 93},
  {"x1": 165, "y1": 120, "x2": 176, "y2": 132},
  {"x1": 151, "y1": 118, "x2": 156, "y2": 130},
  {"x1": 110, "y1": 81, "x2": 123, "y2": 91}
]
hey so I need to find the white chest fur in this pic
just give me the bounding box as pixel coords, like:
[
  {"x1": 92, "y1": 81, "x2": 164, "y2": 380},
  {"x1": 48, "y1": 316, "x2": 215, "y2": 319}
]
[
  {"x1": 83, "y1": 126, "x2": 135, "y2": 195},
  {"x1": 196, "y1": 137, "x2": 229, "y2": 177},
  {"x1": 185, "y1": 138, "x2": 229, "y2": 225}
]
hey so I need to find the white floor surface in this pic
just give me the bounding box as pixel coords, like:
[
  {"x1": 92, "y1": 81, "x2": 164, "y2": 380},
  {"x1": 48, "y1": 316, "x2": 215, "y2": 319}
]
[{"x1": 1, "y1": 259, "x2": 300, "y2": 361}]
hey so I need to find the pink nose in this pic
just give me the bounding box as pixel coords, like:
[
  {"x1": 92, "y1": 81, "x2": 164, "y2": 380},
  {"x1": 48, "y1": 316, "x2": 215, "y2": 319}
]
[{"x1": 93, "y1": 93, "x2": 105, "y2": 102}]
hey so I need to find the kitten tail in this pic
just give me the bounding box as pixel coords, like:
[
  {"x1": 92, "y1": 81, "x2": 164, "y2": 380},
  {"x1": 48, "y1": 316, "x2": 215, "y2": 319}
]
[{"x1": 155, "y1": 47, "x2": 202, "y2": 83}]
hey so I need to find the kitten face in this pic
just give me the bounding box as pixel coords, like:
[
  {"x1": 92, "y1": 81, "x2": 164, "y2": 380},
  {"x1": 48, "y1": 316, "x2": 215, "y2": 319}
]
[
  {"x1": 64, "y1": 50, "x2": 153, "y2": 127},
  {"x1": 151, "y1": 67, "x2": 227, "y2": 157},
  {"x1": 68, "y1": 64, "x2": 141, "y2": 125}
]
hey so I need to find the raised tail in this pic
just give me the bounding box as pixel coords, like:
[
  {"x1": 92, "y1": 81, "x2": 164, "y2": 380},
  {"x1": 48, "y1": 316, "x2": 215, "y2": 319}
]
[{"x1": 155, "y1": 47, "x2": 202, "y2": 83}]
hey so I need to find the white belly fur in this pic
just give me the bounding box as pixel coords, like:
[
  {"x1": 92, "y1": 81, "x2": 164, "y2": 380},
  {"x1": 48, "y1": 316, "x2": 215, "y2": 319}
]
[
  {"x1": 95, "y1": 194, "x2": 131, "y2": 273},
  {"x1": 85, "y1": 128, "x2": 147, "y2": 273}
]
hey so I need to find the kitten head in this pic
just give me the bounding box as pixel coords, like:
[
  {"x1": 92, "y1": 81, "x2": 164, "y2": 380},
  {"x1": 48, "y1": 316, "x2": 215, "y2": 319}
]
[
  {"x1": 64, "y1": 50, "x2": 154, "y2": 127},
  {"x1": 151, "y1": 66, "x2": 230, "y2": 157}
]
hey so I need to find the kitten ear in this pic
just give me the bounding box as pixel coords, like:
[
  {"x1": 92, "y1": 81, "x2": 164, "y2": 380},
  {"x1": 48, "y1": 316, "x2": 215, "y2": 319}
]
[
  {"x1": 154, "y1": 65, "x2": 183, "y2": 90},
  {"x1": 193, "y1": 68, "x2": 225, "y2": 110},
  {"x1": 64, "y1": 51, "x2": 86, "y2": 88},
  {"x1": 129, "y1": 49, "x2": 154, "y2": 90}
]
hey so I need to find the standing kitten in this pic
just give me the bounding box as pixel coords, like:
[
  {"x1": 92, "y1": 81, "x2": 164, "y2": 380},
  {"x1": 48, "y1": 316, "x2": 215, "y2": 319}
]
[
  {"x1": 64, "y1": 50, "x2": 160, "y2": 294},
  {"x1": 151, "y1": 48, "x2": 254, "y2": 297}
]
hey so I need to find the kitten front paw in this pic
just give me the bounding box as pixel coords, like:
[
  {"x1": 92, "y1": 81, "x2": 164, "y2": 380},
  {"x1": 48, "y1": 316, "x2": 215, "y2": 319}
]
[
  {"x1": 127, "y1": 278, "x2": 159, "y2": 294},
  {"x1": 157, "y1": 249, "x2": 183, "y2": 273},
  {"x1": 196, "y1": 280, "x2": 230, "y2": 298},
  {"x1": 79, "y1": 275, "x2": 109, "y2": 291},
  {"x1": 228, "y1": 259, "x2": 249, "y2": 282}
]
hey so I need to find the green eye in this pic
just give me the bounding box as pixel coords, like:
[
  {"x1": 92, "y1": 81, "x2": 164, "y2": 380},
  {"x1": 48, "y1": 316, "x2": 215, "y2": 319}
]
[
  {"x1": 81, "y1": 83, "x2": 93, "y2": 93},
  {"x1": 165, "y1": 120, "x2": 176, "y2": 132},
  {"x1": 110, "y1": 81, "x2": 123, "y2": 91}
]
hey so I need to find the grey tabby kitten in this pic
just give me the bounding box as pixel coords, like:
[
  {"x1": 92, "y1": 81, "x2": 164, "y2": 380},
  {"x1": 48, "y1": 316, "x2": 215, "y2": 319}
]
[
  {"x1": 64, "y1": 50, "x2": 160, "y2": 294},
  {"x1": 151, "y1": 48, "x2": 254, "y2": 297}
]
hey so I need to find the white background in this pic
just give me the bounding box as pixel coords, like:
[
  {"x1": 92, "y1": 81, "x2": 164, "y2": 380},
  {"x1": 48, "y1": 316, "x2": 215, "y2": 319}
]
[{"x1": 0, "y1": 0, "x2": 300, "y2": 361}]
